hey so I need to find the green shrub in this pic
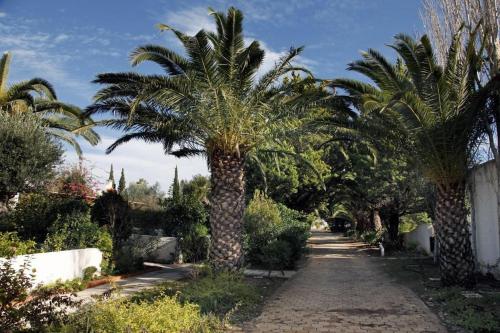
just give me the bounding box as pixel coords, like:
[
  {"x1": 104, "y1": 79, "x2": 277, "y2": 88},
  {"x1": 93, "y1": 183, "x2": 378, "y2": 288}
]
[
  {"x1": 258, "y1": 239, "x2": 292, "y2": 272},
  {"x1": 5, "y1": 193, "x2": 89, "y2": 243},
  {"x1": 244, "y1": 190, "x2": 282, "y2": 236},
  {"x1": 43, "y1": 212, "x2": 101, "y2": 251},
  {"x1": 0, "y1": 259, "x2": 78, "y2": 332},
  {"x1": 128, "y1": 208, "x2": 168, "y2": 234},
  {"x1": 181, "y1": 271, "x2": 260, "y2": 316},
  {"x1": 360, "y1": 230, "x2": 382, "y2": 245},
  {"x1": 0, "y1": 112, "x2": 62, "y2": 213},
  {"x1": 244, "y1": 196, "x2": 309, "y2": 270},
  {"x1": 42, "y1": 211, "x2": 114, "y2": 272},
  {"x1": 0, "y1": 232, "x2": 36, "y2": 257},
  {"x1": 164, "y1": 195, "x2": 210, "y2": 262},
  {"x1": 58, "y1": 297, "x2": 219, "y2": 333},
  {"x1": 82, "y1": 266, "x2": 98, "y2": 281}
]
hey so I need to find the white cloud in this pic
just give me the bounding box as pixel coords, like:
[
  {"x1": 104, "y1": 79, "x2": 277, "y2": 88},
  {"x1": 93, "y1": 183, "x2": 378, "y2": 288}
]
[
  {"x1": 0, "y1": 12, "x2": 6, "y2": 18},
  {"x1": 65, "y1": 136, "x2": 209, "y2": 193},
  {"x1": 163, "y1": 6, "x2": 215, "y2": 36},
  {"x1": 54, "y1": 33, "x2": 69, "y2": 43},
  {"x1": 9, "y1": 48, "x2": 93, "y2": 99}
]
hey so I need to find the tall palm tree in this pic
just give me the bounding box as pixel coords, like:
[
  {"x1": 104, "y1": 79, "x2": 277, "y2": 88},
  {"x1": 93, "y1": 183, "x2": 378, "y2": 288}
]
[
  {"x1": 87, "y1": 7, "x2": 315, "y2": 269},
  {"x1": 0, "y1": 52, "x2": 99, "y2": 155},
  {"x1": 332, "y1": 30, "x2": 498, "y2": 287}
]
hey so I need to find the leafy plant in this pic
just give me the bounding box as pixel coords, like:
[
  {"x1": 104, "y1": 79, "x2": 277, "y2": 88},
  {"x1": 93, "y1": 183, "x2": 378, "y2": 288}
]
[
  {"x1": 181, "y1": 270, "x2": 260, "y2": 317},
  {"x1": 57, "y1": 297, "x2": 219, "y2": 333},
  {"x1": 0, "y1": 112, "x2": 62, "y2": 213},
  {"x1": 0, "y1": 259, "x2": 78, "y2": 332},
  {"x1": 0, "y1": 232, "x2": 36, "y2": 257}
]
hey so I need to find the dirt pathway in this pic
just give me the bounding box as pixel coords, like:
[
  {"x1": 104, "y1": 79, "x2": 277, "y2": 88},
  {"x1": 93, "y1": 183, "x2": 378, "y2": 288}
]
[{"x1": 242, "y1": 232, "x2": 447, "y2": 333}]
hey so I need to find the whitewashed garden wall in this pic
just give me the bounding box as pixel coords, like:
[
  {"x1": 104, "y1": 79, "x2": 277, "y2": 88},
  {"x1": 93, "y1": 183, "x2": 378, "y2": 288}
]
[
  {"x1": 2, "y1": 248, "x2": 102, "y2": 286},
  {"x1": 404, "y1": 224, "x2": 434, "y2": 255},
  {"x1": 469, "y1": 160, "x2": 500, "y2": 278}
]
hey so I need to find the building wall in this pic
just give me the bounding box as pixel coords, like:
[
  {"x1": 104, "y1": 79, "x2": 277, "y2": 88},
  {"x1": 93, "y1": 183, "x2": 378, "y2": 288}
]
[
  {"x1": 3, "y1": 248, "x2": 102, "y2": 286},
  {"x1": 404, "y1": 224, "x2": 434, "y2": 255},
  {"x1": 470, "y1": 161, "x2": 500, "y2": 278}
]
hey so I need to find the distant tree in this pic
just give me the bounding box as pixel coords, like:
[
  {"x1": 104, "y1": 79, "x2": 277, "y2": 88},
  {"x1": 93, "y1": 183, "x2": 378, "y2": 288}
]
[
  {"x1": 125, "y1": 179, "x2": 165, "y2": 209},
  {"x1": 108, "y1": 164, "x2": 115, "y2": 190},
  {"x1": 170, "y1": 166, "x2": 181, "y2": 202},
  {"x1": 0, "y1": 112, "x2": 62, "y2": 213},
  {"x1": 118, "y1": 168, "x2": 126, "y2": 195},
  {"x1": 181, "y1": 175, "x2": 210, "y2": 204}
]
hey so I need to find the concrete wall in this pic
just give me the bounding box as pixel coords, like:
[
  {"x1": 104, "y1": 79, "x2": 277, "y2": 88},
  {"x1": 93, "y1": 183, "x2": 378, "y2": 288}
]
[
  {"x1": 470, "y1": 161, "x2": 500, "y2": 278},
  {"x1": 404, "y1": 224, "x2": 434, "y2": 255},
  {"x1": 128, "y1": 234, "x2": 177, "y2": 264},
  {"x1": 2, "y1": 248, "x2": 102, "y2": 286}
]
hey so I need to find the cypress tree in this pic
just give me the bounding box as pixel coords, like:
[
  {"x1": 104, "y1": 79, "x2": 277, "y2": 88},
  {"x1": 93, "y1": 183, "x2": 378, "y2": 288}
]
[
  {"x1": 118, "y1": 168, "x2": 126, "y2": 195},
  {"x1": 108, "y1": 164, "x2": 115, "y2": 189},
  {"x1": 172, "y1": 166, "x2": 181, "y2": 202}
]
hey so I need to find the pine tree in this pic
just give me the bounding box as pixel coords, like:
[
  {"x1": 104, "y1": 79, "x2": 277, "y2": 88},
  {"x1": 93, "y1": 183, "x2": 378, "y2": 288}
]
[
  {"x1": 108, "y1": 164, "x2": 115, "y2": 189},
  {"x1": 118, "y1": 168, "x2": 126, "y2": 195},
  {"x1": 172, "y1": 166, "x2": 181, "y2": 202}
]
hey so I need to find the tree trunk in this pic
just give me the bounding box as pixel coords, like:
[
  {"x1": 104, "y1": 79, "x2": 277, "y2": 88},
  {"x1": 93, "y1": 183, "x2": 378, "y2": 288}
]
[
  {"x1": 372, "y1": 209, "x2": 382, "y2": 232},
  {"x1": 435, "y1": 183, "x2": 475, "y2": 288},
  {"x1": 386, "y1": 211, "x2": 400, "y2": 244},
  {"x1": 209, "y1": 150, "x2": 246, "y2": 270}
]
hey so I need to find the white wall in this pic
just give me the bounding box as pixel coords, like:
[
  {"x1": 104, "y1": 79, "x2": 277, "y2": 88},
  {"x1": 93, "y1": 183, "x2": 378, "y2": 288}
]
[
  {"x1": 470, "y1": 161, "x2": 500, "y2": 278},
  {"x1": 2, "y1": 248, "x2": 102, "y2": 286},
  {"x1": 127, "y1": 234, "x2": 177, "y2": 264},
  {"x1": 404, "y1": 224, "x2": 434, "y2": 255}
]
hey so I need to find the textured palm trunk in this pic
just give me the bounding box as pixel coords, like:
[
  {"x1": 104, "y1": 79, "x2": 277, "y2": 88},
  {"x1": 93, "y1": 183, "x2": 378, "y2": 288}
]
[
  {"x1": 372, "y1": 209, "x2": 382, "y2": 232},
  {"x1": 209, "y1": 150, "x2": 245, "y2": 270},
  {"x1": 435, "y1": 183, "x2": 475, "y2": 287}
]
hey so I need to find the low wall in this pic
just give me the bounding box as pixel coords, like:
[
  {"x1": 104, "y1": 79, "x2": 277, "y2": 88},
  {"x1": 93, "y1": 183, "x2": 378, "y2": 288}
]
[
  {"x1": 128, "y1": 234, "x2": 177, "y2": 264},
  {"x1": 470, "y1": 161, "x2": 500, "y2": 278},
  {"x1": 404, "y1": 224, "x2": 434, "y2": 255},
  {"x1": 2, "y1": 248, "x2": 102, "y2": 286}
]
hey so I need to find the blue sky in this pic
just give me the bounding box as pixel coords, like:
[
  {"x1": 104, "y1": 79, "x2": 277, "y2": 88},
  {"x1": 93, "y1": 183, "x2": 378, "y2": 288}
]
[{"x1": 0, "y1": 0, "x2": 423, "y2": 191}]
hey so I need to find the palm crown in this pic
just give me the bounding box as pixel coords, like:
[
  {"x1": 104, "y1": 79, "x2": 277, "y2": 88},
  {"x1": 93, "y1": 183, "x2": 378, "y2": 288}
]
[
  {"x1": 87, "y1": 7, "x2": 312, "y2": 159},
  {"x1": 332, "y1": 31, "x2": 490, "y2": 189},
  {"x1": 0, "y1": 52, "x2": 99, "y2": 155},
  {"x1": 87, "y1": 7, "x2": 318, "y2": 269}
]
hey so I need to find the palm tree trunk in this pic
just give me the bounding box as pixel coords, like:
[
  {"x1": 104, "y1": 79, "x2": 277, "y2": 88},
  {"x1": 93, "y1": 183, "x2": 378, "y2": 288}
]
[
  {"x1": 209, "y1": 150, "x2": 245, "y2": 270},
  {"x1": 372, "y1": 209, "x2": 382, "y2": 232},
  {"x1": 435, "y1": 183, "x2": 475, "y2": 287}
]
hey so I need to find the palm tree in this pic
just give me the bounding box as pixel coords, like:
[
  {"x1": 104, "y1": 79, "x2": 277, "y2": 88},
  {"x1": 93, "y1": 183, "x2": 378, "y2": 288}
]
[
  {"x1": 87, "y1": 7, "x2": 315, "y2": 269},
  {"x1": 0, "y1": 52, "x2": 99, "y2": 154},
  {"x1": 332, "y1": 30, "x2": 498, "y2": 287}
]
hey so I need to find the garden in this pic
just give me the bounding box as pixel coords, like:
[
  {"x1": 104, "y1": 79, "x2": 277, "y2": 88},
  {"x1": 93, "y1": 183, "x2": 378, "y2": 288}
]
[{"x1": 1, "y1": 1, "x2": 500, "y2": 332}]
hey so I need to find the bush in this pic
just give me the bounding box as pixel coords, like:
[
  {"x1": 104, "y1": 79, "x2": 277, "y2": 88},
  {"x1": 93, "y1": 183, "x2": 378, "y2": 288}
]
[
  {"x1": 0, "y1": 112, "x2": 62, "y2": 213},
  {"x1": 164, "y1": 195, "x2": 210, "y2": 262},
  {"x1": 0, "y1": 259, "x2": 78, "y2": 332},
  {"x1": 128, "y1": 208, "x2": 167, "y2": 234},
  {"x1": 244, "y1": 190, "x2": 281, "y2": 236},
  {"x1": 42, "y1": 211, "x2": 113, "y2": 272},
  {"x1": 258, "y1": 239, "x2": 292, "y2": 272},
  {"x1": 244, "y1": 195, "x2": 310, "y2": 270},
  {"x1": 0, "y1": 232, "x2": 36, "y2": 257},
  {"x1": 57, "y1": 297, "x2": 219, "y2": 333},
  {"x1": 4, "y1": 193, "x2": 89, "y2": 243},
  {"x1": 181, "y1": 270, "x2": 260, "y2": 316},
  {"x1": 360, "y1": 230, "x2": 382, "y2": 246}
]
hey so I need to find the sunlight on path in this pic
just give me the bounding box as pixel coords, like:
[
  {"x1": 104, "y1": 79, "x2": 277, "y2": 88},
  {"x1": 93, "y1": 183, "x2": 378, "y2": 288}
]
[{"x1": 239, "y1": 232, "x2": 447, "y2": 333}]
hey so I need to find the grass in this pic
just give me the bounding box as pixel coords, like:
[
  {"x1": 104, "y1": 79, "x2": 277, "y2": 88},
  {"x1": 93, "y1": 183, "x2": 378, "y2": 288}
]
[
  {"x1": 130, "y1": 267, "x2": 284, "y2": 326},
  {"x1": 378, "y1": 251, "x2": 500, "y2": 333}
]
